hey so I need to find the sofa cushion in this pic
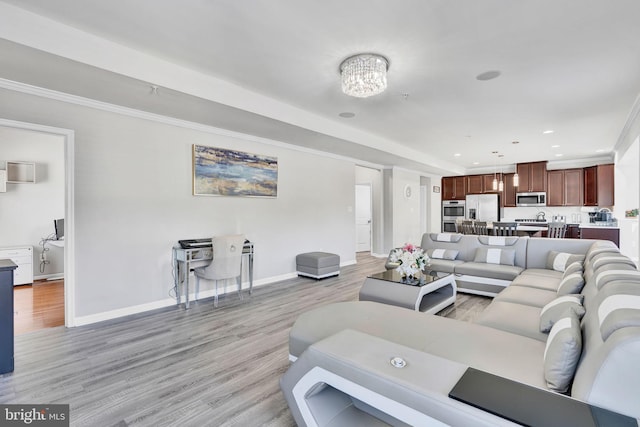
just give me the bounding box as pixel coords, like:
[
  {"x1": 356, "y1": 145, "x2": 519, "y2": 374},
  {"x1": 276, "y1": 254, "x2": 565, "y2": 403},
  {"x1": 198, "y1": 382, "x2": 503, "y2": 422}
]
[
  {"x1": 473, "y1": 248, "x2": 516, "y2": 266},
  {"x1": 518, "y1": 268, "x2": 563, "y2": 279},
  {"x1": 455, "y1": 262, "x2": 523, "y2": 281},
  {"x1": 429, "y1": 233, "x2": 463, "y2": 243},
  {"x1": 556, "y1": 272, "x2": 586, "y2": 295},
  {"x1": 591, "y1": 255, "x2": 637, "y2": 271},
  {"x1": 544, "y1": 310, "x2": 582, "y2": 393},
  {"x1": 426, "y1": 259, "x2": 464, "y2": 273},
  {"x1": 494, "y1": 285, "x2": 557, "y2": 308},
  {"x1": 584, "y1": 245, "x2": 620, "y2": 263},
  {"x1": 540, "y1": 294, "x2": 585, "y2": 333},
  {"x1": 477, "y1": 236, "x2": 519, "y2": 246},
  {"x1": 426, "y1": 248, "x2": 459, "y2": 260},
  {"x1": 546, "y1": 251, "x2": 585, "y2": 272},
  {"x1": 510, "y1": 273, "x2": 562, "y2": 292},
  {"x1": 596, "y1": 282, "x2": 640, "y2": 341},
  {"x1": 594, "y1": 269, "x2": 640, "y2": 291},
  {"x1": 474, "y1": 301, "x2": 548, "y2": 342}
]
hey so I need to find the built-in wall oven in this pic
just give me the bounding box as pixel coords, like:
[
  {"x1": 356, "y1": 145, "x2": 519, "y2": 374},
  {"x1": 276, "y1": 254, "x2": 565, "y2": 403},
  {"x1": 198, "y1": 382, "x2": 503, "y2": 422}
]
[{"x1": 442, "y1": 200, "x2": 465, "y2": 232}]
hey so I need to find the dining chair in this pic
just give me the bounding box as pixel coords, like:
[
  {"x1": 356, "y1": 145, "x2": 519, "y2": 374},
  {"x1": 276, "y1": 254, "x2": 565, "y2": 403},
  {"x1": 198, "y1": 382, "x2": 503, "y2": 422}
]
[
  {"x1": 474, "y1": 221, "x2": 489, "y2": 235},
  {"x1": 194, "y1": 234, "x2": 245, "y2": 307},
  {"x1": 460, "y1": 220, "x2": 475, "y2": 235},
  {"x1": 547, "y1": 222, "x2": 568, "y2": 238},
  {"x1": 492, "y1": 222, "x2": 518, "y2": 236}
]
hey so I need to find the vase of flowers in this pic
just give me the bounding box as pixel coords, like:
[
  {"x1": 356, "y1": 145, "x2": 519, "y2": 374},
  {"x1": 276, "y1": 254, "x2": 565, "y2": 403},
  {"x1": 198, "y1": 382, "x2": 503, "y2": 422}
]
[{"x1": 389, "y1": 243, "x2": 429, "y2": 279}]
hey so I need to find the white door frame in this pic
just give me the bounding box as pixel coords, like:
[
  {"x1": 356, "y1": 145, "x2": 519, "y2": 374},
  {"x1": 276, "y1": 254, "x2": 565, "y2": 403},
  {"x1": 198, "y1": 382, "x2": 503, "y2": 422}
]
[{"x1": 0, "y1": 118, "x2": 76, "y2": 327}]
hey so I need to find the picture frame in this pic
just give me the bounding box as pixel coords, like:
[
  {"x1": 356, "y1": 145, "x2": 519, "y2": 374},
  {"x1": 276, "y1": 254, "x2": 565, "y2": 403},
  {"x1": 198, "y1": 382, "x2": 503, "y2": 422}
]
[{"x1": 192, "y1": 144, "x2": 278, "y2": 197}]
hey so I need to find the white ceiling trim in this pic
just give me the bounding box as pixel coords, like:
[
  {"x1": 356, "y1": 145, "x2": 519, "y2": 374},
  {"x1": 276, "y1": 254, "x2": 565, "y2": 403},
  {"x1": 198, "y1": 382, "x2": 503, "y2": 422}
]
[{"x1": 0, "y1": 2, "x2": 463, "y2": 176}]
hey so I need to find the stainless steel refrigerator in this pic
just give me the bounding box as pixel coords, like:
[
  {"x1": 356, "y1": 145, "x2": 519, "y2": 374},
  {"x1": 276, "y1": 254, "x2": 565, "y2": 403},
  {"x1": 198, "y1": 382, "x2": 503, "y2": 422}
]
[{"x1": 465, "y1": 194, "x2": 501, "y2": 222}]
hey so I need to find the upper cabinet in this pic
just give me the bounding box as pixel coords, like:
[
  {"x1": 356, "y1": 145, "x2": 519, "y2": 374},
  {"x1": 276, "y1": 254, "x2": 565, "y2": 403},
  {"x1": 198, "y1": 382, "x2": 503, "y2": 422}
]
[
  {"x1": 503, "y1": 173, "x2": 517, "y2": 207},
  {"x1": 547, "y1": 168, "x2": 583, "y2": 206},
  {"x1": 466, "y1": 175, "x2": 483, "y2": 194},
  {"x1": 442, "y1": 176, "x2": 467, "y2": 200},
  {"x1": 516, "y1": 161, "x2": 547, "y2": 192},
  {"x1": 583, "y1": 164, "x2": 614, "y2": 207}
]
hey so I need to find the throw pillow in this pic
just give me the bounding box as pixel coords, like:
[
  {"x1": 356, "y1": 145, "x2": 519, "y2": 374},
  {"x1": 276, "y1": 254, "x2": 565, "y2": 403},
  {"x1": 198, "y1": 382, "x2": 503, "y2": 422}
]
[
  {"x1": 540, "y1": 294, "x2": 585, "y2": 332},
  {"x1": 546, "y1": 251, "x2": 585, "y2": 272},
  {"x1": 426, "y1": 248, "x2": 459, "y2": 260},
  {"x1": 473, "y1": 248, "x2": 515, "y2": 266},
  {"x1": 556, "y1": 272, "x2": 586, "y2": 295},
  {"x1": 543, "y1": 310, "x2": 582, "y2": 393},
  {"x1": 563, "y1": 261, "x2": 583, "y2": 277}
]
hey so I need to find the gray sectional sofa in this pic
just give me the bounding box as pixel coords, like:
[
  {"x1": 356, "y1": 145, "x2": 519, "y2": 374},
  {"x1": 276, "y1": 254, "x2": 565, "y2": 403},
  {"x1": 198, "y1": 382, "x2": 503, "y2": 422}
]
[{"x1": 281, "y1": 236, "x2": 640, "y2": 426}]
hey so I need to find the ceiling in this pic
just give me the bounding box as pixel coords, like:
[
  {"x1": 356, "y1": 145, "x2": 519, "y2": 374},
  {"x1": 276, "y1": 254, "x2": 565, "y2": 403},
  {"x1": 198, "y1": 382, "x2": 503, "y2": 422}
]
[{"x1": 1, "y1": 0, "x2": 639, "y2": 175}]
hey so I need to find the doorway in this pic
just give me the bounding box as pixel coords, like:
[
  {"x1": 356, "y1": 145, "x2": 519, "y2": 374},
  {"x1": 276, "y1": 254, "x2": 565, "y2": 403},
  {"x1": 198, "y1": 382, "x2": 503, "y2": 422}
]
[
  {"x1": 355, "y1": 184, "x2": 372, "y2": 252},
  {"x1": 0, "y1": 118, "x2": 75, "y2": 329}
]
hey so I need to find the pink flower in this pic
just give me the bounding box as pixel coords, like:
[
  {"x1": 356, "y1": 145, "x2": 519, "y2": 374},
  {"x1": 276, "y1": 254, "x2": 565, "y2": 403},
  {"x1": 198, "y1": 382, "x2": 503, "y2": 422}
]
[{"x1": 403, "y1": 243, "x2": 416, "y2": 252}]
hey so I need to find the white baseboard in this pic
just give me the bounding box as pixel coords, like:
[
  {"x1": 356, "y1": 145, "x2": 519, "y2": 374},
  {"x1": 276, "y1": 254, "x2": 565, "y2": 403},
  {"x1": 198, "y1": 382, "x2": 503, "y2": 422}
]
[
  {"x1": 73, "y1": 271, "x2": 299, "y2": 327},
  {"x1": 34, "y1": 273, "x2": 64, "y2": 281}
]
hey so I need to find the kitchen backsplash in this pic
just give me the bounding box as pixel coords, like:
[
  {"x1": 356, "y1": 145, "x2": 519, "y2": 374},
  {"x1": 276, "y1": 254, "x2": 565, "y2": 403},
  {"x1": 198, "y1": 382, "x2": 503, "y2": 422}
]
[{"x1": 503, "y1": 206, "x2": 606, "y2": 223}]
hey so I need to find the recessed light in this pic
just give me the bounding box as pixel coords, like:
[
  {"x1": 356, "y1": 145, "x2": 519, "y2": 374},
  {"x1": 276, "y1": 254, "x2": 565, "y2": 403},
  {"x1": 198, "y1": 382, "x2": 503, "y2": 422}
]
[
  {"x1": 543, "y1": 130, "x2": 555, "y2": 134},
  {"x1": 454, "y1": 153, "x2": 461, "y2": 157},
  {"x1": 476, "y1": 70, "x2": 501, "y2": 81},
  {"x1": 595, "y1": 149, "x2": 606, "y2": 153},
  {"x1": 338, "y1": 112, "x2": 355, "y2": 118},
  {"x1": 473, "y1": 162, "x2": 480, "y2": 165},
  {"x1": 551, "y1": 145, "x2": 560, "y2": 148},
  {"x1": 555, "y1": 153, "x2": 564, "y2": 157}
]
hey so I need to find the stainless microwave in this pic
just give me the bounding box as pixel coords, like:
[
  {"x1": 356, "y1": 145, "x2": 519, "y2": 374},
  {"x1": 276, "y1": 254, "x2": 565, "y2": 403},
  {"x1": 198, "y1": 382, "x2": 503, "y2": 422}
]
[{"x1": 516, "y1": 192, "x2": 546, "y2": 207}]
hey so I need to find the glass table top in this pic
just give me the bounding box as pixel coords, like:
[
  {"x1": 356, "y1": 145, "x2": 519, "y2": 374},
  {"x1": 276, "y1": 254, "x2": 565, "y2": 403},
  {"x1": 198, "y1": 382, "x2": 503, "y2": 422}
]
[{"x1": 368, "y1": 269, "x2": 451, "y2": 287}]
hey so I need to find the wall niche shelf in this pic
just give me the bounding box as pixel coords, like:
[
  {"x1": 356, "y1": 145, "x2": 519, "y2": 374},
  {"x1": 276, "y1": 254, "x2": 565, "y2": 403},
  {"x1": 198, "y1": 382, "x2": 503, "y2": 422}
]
[{"x1": 6, "y1": 161, "x2": 36, "y2": 184}]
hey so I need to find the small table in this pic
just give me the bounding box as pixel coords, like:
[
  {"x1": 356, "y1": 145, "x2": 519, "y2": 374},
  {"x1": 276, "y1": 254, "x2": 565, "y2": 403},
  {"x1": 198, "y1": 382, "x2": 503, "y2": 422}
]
[{"x1": 359, "y1": 270, "x2": 457, "y2": 314}]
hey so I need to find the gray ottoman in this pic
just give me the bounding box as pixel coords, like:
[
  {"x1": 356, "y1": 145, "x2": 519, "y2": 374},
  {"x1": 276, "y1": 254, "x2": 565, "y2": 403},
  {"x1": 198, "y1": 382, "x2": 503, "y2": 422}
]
[{"x1": 296, "y1": 252, "x2": 340, "y2": 279}]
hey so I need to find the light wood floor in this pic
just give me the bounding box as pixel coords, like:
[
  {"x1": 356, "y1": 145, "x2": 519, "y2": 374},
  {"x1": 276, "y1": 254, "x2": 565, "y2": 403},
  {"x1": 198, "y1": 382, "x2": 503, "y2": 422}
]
[
  {"x1": 14, "y1": 280, "x2": 65, "y2": 335},
  {"x1": 1, "y1": 253, "x2": 491, "y2": 426}
]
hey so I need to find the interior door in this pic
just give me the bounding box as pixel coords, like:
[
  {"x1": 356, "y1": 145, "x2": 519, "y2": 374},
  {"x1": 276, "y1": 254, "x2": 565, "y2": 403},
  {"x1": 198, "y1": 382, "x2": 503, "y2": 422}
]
[{"x1": 355, "y1": 184, "x2": 372, "y2": 252}]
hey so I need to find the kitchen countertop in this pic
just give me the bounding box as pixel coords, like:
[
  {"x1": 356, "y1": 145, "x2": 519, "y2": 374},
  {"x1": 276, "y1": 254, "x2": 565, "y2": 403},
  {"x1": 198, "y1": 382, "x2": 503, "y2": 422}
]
[{"x1": 579, "y1": 224, "x2": 620, "y2": 229}]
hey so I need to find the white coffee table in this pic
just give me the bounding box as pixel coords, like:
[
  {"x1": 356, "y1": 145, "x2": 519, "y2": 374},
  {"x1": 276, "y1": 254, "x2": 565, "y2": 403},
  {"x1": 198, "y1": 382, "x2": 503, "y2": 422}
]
[{"x1": 359, "y1": 270, "x2": 457, "y2": 314}]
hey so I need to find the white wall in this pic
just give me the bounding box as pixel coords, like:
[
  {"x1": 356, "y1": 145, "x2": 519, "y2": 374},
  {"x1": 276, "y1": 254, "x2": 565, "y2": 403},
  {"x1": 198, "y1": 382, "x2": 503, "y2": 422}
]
[
  {"x1": 354, "y1": 166, "x2": 384, "y2": 255},
  {"x1": 391, "y1": 168, "x2": 422, "y2": 248},
  {"x1": 614, "y1": 136, "x2": 639, "y2": 262},
  {"x1": 0, "y1": 87, "x2": 356, "y2": 319},
  {"x1": 0, "y1": 127, "x2": 64, "y2": 278}
]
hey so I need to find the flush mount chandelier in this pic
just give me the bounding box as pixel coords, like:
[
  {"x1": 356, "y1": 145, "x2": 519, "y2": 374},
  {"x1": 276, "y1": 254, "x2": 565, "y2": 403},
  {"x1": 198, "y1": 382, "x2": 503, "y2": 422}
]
[{"x1": 340, "y1": 53, "x2": 389, "y2": 98}]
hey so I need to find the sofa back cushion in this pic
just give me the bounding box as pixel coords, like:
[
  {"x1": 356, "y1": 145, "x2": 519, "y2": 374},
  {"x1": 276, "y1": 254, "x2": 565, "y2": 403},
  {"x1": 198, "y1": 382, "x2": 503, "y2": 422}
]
[
  {"x1": 595, "y1": 282, "x2": 640, "y2": 341},
  {"x1": 525, "y1": 238, "x2": 593, "y2": 270},
  {"x1": 557, "y1": 272, "x2": 586, "y2": 295},
  {"x1": 473, "y1": 248, "x2": 516, "y2": 266},
  {"x1": 426, "y1": 248, "x2": 459, "y2": 260},
  {"x1": 428, "y1": 233, "x2": 463, "y2": 243}
]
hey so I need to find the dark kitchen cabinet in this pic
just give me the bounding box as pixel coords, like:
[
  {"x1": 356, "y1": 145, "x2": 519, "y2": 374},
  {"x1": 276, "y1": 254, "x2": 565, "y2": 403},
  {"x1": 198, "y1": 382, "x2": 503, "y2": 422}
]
[
  {"x1": 517, "y1": 161, "x2": 547, "y2": 192},
  {"x1": 503, "y1": 173, "x2": 517, "y2": 207},
  {"x1": 547, "y1": 168, "x2": 583, "y2": 206},
  {"x1": 584, "y1": 164, "x2": 614, "y2": 207},
  {"x1": 467, "y1": 175, "x2": 483, "y2": 194},
  {"x1": 581, "y1": 226, "x2": 619, "y2": 247},
  {"x1": 442, "y1": 176, "x2": 467, "y2": 200}
]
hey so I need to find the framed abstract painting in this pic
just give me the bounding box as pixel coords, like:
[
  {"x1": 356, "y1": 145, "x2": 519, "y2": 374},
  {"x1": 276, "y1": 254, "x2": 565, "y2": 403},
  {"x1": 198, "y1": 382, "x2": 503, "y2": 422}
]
[{"x1": 192, "y1": 144, "x2": 278, "y2": 197}]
